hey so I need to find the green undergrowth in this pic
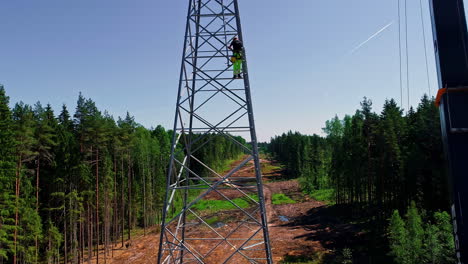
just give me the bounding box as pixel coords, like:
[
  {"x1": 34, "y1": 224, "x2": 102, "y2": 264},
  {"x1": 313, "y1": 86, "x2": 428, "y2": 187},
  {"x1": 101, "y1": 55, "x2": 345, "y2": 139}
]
[
  {"x1": 191, "y1": 193, "x2": 296, "y2": 212},
  {"x1": 192, "y1": 194, "x2": 259, "y2": 213},
  {"x1": 216, "y1": 158, "x2": 239, "y2": 173},
  {"x1": 261, "y1": 163, "x2": 283, "y2": 174},
  {"x1": 307, "y1": 189, "x2": 335, "y2": 205},
  {"x1": 166, "y1": 194, "x2": 253, "y2": 222},
  {"x1": 205, "y1": 216, "x2": 220, "y2": 225},
  {"x1": 214, "y1": 154, "x2": 246, "y2": 173},
  {"x1": 272, "y1": 193, "x2": 296, "y2": 205}
]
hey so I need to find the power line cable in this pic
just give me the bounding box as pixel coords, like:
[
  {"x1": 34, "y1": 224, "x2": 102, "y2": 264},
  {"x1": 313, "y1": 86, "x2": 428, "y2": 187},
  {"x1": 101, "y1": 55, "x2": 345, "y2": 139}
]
[
  {"x1": 405, "y1": 0, "x2": 410, "y2": 110},
  {"x1": 398, "y1": 0, "x2": 403, "y2": 107},
  {"x1": 419, "y1": 0, "x2": 432, "y2": 96}
]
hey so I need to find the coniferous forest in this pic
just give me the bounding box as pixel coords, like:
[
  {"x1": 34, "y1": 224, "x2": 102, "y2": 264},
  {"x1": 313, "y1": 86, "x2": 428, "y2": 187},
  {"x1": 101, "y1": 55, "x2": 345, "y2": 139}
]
[
  {"x1": 1, "y1": 82, "x2": 456, "y2": 264},
  {"x1": 271, "y1": 96, "x2": 448, "y2": 212},
  {"x1": 0, "y1": 86, "x2": 244, "y2": 263},
  {"x1": 268, "y1": 96, "x2": 455, "y2": 263}
]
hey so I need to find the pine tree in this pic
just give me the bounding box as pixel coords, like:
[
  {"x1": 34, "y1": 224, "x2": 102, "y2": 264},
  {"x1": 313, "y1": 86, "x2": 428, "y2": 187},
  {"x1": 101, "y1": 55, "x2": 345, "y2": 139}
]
[
  {"x1": 55, "y1": 104, "x2": 81, "y2": 263},
  {"x1": 118, "y1": 112, "x2": 136, "y2": 243},
  {"x1": 377, "y1": 99, "x2": 405, "y2": 211},
  {"x1": 0, "y1": 88, "x2": 245, "y2": 262},
  {"x1": 12, "y1": 102, "x2": 40, "y2": 264},
  {"x1": 44, "y1": 218, "x2": 63, "y2": 263},
  {"x1": 360, "y1": 98, "x2": 378, "y2": 210},
  {"x1": 32, "y1": 102, "x2": 57, "y2": 262},
  {"x1": 0, "y1": 86, "x2": 18, "y2": 262}
]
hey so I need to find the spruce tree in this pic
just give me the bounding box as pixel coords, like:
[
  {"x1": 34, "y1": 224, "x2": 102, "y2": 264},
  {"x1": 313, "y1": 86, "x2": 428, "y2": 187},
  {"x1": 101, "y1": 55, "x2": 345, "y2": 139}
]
[
  {"x1": 434, "y1": 211, "x2": 455, "y2": 263},
  {"x1": 406, "y1": 201, "x2": 424, "y2": 263},
  {"x1": 424, "y1": 220, "x2": 442, "y2": 263},
  {"x1": 388, "y1": 210, "x2": 409, "y2": 264}
]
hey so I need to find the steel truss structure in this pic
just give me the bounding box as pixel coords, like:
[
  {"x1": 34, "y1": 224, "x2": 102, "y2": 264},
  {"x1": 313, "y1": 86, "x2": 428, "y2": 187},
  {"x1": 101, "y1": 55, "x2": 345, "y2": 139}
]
[
  {"x1": 157, "y1": 0, "x2": 272, "y2": 263},
  {"x1": 430, "y1": 0, "x2": 468, "y2": 262}
]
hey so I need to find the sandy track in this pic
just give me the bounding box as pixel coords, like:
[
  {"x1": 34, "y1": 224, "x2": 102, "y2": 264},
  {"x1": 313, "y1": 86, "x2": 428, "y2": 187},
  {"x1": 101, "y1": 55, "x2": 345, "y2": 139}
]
[{"x1": 90, "y1": 159, "x2": 347, "y2": 264}]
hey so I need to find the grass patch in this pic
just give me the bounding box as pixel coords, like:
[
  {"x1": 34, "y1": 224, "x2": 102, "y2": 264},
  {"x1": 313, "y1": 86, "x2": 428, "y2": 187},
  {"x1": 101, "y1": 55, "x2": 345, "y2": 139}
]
[
  {"x1": 261, "y1": 163, "x2": 282, "y2": 174},
  {"x1": 215, "y1": 154, "x2": 245, "y2": 173},
  {"x1": 205, "y1": 216, "x2": 220, "y2": 225},
  {"x1": 192, "y1": 197, "x2": 252, "y2": 212},
  {"x1": 247, "y1": 194, "x2": 260, "y2": 202},
  {"x1": 272, "y1": 193, "x2": 296, "y2": 205},
  {"x1": 308, "y1": 189, "x2": 335, "y2": 204}
]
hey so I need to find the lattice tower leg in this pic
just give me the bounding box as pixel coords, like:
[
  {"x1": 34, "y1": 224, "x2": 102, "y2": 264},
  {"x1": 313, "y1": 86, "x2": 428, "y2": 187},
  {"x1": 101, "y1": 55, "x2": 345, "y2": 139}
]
[{"x1": 157, "y1": 0, "x2": 273, "y2": 263}]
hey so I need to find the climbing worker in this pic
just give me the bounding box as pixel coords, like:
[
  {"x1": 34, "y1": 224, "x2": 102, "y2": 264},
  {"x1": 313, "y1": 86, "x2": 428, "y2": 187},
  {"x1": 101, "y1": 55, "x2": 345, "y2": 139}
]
[{"x1": 228, "y1": 37, "x2": 243, "y2": 79}]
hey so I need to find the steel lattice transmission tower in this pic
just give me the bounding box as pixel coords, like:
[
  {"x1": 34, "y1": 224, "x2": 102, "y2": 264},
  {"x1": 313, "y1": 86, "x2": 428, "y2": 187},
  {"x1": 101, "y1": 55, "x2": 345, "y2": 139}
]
[{"x1": 157, "y1": 0, "x2": 273, "y2": 263}]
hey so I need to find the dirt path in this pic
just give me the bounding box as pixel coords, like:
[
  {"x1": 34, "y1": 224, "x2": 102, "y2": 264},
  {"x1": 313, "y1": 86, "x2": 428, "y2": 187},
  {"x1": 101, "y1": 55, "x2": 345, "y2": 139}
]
[{"x1": 92, "y1": 158, "x2": 360, "y2": 264}]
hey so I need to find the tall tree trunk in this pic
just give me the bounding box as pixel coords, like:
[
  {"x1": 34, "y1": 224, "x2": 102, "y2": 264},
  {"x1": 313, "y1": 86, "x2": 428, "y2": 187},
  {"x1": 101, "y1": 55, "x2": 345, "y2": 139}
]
[
  {"x1": 35, "y1": 158, "x2": 40, "y2": 264},
  {"x1": 73, "y1": 195, "x2": 78, "y2": 264},
  {"x1": 0, "y1": 220, "x2": 3, "y2": 264},
  {"x1": 112, "y1": 155, "x2": 117, "y2": 257},
  {"x1": 78, "y1": 211, "x2": 82, "y2": 264},
  {"x1": 87, "y1": 202, "x2": 92, "y2": 264},
  {"x1": 48, "y1": 235, "x2": 52, "y2": 264},
  {"x1": 143, "y1": 161, "x2": 146, "y2": 236},
  {"x1": 64, "y1": 202, "x2": 68, "y2": 264},
  {"x1": 150, "y1": 155, "x2": 155, "y2": 226},
  {"x1": 127, "y1": 155, "x2": 131, "y2": 242},
  {"x1": 95, "y1": 148, "x2": 99, "y2": 264},
  {"x1": 80, "y1": 211, "x2": 84, "y2": 264},
  {"x1": 14, "y1": 157, "x2": 22, "y2": 264},
  {"x1": 104, "y1": 174, "x2": 108, "y2": 264},
  {"x1": 121, "y1": 156, "x2": 124, "y2": 248}
]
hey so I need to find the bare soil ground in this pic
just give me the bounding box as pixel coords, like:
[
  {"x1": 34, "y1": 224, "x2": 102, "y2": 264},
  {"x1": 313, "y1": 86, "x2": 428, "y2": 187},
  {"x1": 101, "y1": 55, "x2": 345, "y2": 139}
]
[{"x1": 91, "y1": 158, "x2": 364, "y2": 264}]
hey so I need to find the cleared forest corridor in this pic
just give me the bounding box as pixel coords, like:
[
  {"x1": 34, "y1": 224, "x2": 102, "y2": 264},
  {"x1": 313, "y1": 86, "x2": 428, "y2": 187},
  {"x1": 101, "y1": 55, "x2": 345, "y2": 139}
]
[
  {"x1": 0, "y1": 86, "x2": 455, "y2": 263},
  {"x1": 2, "y1": 0, "x2": 466, "y2": 262},
  {"x1": 94, "y1": 157, "x2": 366, "y2": 264}
]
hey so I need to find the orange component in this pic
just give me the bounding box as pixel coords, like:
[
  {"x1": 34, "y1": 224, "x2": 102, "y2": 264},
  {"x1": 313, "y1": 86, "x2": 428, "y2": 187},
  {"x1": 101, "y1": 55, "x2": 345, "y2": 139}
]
[{"x1": 435, "y1": 88, "x2": 448, "y2": 107}]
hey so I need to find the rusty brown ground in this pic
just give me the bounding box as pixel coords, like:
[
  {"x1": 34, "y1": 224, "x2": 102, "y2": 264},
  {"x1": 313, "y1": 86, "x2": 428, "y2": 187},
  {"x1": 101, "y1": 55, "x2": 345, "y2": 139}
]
[{"x1": 90, "y1": 158, "x2": 362, "y2": 264}]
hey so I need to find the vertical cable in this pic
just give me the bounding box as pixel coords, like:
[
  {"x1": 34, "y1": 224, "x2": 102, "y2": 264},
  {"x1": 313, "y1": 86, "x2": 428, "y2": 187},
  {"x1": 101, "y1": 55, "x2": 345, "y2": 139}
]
[
  {"x1": 419, "y1": 0, "x2": 432, "y2": 96},
  {"x1": 405, "y1": 0, "x2": 410, "y2": 110},
  {"x1": 398, "y1": 0, "x2": 403, "y2": 107}
]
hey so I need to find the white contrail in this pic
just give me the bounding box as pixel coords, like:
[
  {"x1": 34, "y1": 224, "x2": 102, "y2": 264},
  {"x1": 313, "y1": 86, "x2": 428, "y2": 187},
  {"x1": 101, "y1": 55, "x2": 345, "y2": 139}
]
[{"x1": 348, "y1": 21, "x2": 394, "y2": 55}]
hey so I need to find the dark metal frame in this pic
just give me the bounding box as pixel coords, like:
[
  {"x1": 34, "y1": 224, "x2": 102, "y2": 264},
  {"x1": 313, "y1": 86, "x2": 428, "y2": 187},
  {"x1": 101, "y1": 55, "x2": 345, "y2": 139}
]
[
  {"x1": 157, "y1": 0, "x2": 272, "y2": 263},
  {"x1": 429, "y1": 0, "x2": 468, "y2": 262}
]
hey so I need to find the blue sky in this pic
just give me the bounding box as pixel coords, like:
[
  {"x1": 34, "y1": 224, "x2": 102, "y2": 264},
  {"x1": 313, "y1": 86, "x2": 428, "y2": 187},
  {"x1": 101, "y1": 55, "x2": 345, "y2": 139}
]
[{"x1": 0, "y1": 0, "x2": 449, "y2": 141}]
